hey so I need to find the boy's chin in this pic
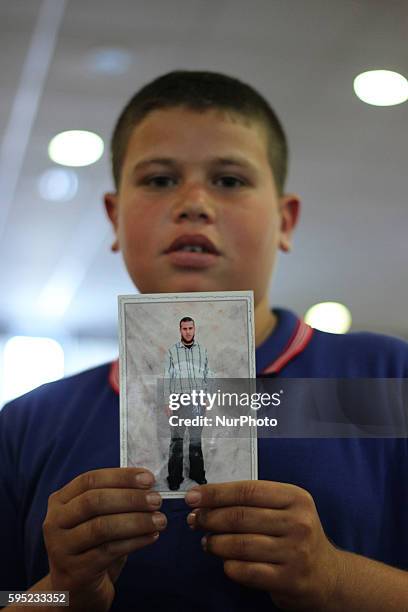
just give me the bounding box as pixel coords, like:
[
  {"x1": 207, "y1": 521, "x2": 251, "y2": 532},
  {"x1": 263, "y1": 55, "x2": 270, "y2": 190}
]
[{"x1": 137, "y1": 273, "x2": 231, "y2": 294}]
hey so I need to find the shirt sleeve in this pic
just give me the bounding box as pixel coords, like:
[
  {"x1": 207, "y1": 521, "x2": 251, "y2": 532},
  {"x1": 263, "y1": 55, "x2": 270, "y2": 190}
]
[
  {"x1": 163, "y1": 349, "x2": 174, "y2": 402},
  {"x1": 0, "y1": 403, "x2": 27, "y2": 593},
  {"x1": 203, "y1": 348, "x2": 209, "y2": 392}
]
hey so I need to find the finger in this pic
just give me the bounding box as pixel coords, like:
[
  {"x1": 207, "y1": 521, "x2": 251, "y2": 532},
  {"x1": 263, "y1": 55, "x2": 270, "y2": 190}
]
[
  {"x1": 65, "y1": 511, "x2": 167, "y2": 555},
  {"x1": 185, "y1": 480, "x2": 299, "y2": 510},
  {"x1": 188, "y1": 506, "x2": 289, "y2": 536},
  {"x1": 56, "y1": 468, "x2": 155, "y2": 504},
  {"x1": 66, "y1": 533, "x2": 160, "y2": 579},
  {"x1": 203, "y1": 533, "x2": 286, "y2": 563},
  {"x1": 223, "y1": 560, "x2": 281, "y2": 591},
  {"x1": 60, "y1": 488, "x2": 162, "y2": 529}
]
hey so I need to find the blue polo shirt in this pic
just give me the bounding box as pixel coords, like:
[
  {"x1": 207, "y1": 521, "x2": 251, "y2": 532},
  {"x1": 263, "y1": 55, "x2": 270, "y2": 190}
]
[{"x1": 1, "y1": 308, "x2": 407, "y2": 611}]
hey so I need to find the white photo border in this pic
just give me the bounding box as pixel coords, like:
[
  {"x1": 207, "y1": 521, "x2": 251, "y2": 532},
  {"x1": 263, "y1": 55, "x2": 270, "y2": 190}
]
[{"x1": 118, "y1": 290, "x2": 257, "y2": 496}]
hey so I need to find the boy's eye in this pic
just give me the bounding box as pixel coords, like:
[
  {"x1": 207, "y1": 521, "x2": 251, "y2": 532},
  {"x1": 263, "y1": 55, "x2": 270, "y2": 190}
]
[
  {"x1": 142, "y1": 175, "x2": 177, "y2": 188},
  {"x1": 214, "y1": 176, "x2": 246, "y2": 188}
]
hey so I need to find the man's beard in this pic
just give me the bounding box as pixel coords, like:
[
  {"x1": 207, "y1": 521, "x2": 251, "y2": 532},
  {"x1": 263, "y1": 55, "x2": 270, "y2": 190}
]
[{"x1": 181, "y1": 334, "x2": 195, "y2": 346}]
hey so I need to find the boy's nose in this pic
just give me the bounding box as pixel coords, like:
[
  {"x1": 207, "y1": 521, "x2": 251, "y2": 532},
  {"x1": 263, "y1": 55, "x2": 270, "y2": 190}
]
[{"x1": 171, "y1": 188, "x2": 216, "y2": 223}]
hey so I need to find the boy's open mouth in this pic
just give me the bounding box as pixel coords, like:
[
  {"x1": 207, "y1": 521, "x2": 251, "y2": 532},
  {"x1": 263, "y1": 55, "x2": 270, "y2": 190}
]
[{"x1": 163, "y1": 234, "x2": 221, "y2": 268}]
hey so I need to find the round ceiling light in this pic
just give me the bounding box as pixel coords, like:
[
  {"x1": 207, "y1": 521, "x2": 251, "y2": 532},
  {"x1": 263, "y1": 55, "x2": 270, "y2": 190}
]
[
  {"x1": 38, "y1": 167, "x2": 78, "y2": 201},
  {"x1": 353, "y1": 70, "x2": 408, "y2": 106},
  {"x1": 87, "y1": 47, "x2": 132, "y2": 74},
  {"x1": 304, "y1": 302, "x2": 352, "y2": 334},
  {"x1": 48, "y1": 130, "x2": 104, "y2": 167}
]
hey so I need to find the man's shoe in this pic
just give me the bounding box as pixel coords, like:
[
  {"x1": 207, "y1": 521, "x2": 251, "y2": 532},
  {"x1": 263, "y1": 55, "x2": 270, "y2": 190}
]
[
  {"x1": 167, "y1": 476, "x2": 183, "y2": 490},
  {"x1": 191, "y1": 476, "x2": 207, "y2": 485}
]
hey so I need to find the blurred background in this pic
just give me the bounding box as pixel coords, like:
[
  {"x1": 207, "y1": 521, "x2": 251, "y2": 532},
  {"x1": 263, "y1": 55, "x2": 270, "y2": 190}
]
[{"x1": 0, "y1": 0, "x2": 407, "y2": 406}]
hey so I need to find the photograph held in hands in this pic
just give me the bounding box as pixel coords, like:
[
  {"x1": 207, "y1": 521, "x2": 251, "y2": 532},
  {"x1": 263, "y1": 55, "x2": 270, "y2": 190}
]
[{"x1": 118, "y1": 291, "x2": 257, "y2": 498}]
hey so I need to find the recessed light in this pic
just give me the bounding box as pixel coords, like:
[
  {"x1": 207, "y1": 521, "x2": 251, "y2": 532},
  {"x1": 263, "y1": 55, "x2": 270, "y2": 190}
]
[
  {"x1": 353, "y1": 70, "x2": 408, "y2": 106},
  {"x1": 38, "y1": 167, "x2": 78, "y2": 202},
  {"x1": 87, "y1": 47, "x2": 132, "y2": 75},
  {"x1": 48, "y1": 130, "x2": 104, "y2": 167},
  {"x1": 304, "y1": 302, "x2": 352, "y2": 334}
]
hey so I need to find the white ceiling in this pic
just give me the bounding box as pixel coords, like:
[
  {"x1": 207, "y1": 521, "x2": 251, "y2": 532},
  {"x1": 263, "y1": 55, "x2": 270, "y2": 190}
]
[{"x1": 0, "y1": 0, "x2": 407, "y2": 341}]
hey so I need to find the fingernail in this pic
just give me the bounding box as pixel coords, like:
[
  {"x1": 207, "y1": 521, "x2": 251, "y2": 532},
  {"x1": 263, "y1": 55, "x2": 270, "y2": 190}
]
[
  {"x1": 146, "y1": 493, "x2": 162, "y2": 507},
  {"x1": 185, "y1": 490, "x2": 201, "y2": 506},
  {"x1": 186, "y1": 512, "x2": 197, "y2": 528},
  {"x1": 201, "y1": 535, "x2": 207, "y2": 551},
  {"x1": 135, "y1": 472, "x2": 153, "y2": 486},
  {"x1": 152, "y1": 513, "x2": 167, "y2": 529}
]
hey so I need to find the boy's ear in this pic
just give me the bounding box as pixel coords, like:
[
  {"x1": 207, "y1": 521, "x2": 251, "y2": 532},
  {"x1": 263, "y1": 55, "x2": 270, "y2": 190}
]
[
  {"x1": 278, "y1": 194, "x2": 301, "y2": 253},
  {"x1": 104, "y1": 192, "x2": 120, "y2": 252}
]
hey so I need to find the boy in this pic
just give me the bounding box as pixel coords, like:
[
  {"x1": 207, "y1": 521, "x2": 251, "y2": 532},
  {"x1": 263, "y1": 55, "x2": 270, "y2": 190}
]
[{"x1": 1, "y1": 70, "x2": 407, "y2": 611}]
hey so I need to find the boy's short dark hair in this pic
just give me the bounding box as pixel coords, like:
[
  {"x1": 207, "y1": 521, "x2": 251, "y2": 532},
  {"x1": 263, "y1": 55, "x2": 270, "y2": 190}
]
[
  {"x1": 110, "y1": 70, "x2": 288, "y2": 194},
  {"x1": 180, "y1": 316, "x2": 194, "y2": 327}
]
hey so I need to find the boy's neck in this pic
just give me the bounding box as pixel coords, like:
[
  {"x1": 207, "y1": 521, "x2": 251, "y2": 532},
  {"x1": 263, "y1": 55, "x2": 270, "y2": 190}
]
[{"x1": 255, "y1": 300, "x2": 277, "y2": 347}]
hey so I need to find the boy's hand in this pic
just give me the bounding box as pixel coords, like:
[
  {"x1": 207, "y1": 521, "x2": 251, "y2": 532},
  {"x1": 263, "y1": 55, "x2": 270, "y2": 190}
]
[
  {"x1": 42, "y1": 467, "x2": 166, "y2": 612},
  {"x1": 185, "y1": 480, "x2": 340, "y2": 611}
]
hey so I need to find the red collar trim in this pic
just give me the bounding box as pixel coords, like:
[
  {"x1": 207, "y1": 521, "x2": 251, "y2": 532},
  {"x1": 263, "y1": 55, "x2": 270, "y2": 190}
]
[
  {"x1": 108, "y1": 318, "x2": 314, "y2": 394},
  {"x1": 109, "y1": 360, "x2": 120, "y2": 395},
  {"x1": 261, "y1": 319, "x2": 314, "y2": 375}
]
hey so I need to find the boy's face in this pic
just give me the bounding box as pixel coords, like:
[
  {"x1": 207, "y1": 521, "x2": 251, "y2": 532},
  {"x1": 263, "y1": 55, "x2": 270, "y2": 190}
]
[{"x1": 105, "y1": 107, "x2": 299, "y2": 306}]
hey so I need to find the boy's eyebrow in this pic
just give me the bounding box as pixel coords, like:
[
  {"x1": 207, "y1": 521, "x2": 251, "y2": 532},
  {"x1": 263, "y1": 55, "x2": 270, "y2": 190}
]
[{"x1": 131, "y1": 156, "x2": 258, "y2": 173}]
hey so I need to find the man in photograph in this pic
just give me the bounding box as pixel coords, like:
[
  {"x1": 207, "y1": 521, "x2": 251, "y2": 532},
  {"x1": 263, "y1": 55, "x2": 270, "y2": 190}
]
[{"x1": 164, "y1": 317, "x2": 209, "y2": 490}]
